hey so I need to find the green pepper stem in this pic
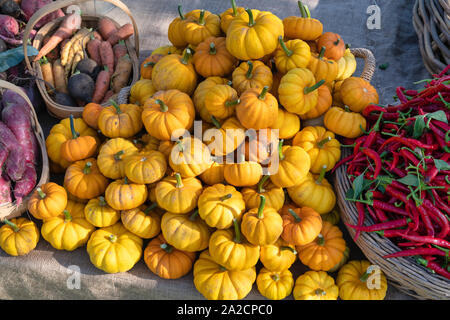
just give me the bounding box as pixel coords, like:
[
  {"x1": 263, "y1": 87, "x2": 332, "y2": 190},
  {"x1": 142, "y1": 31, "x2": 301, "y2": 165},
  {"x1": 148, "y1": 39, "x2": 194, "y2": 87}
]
[
  {"x1": 316, "y1": 165, "x2": 327, "y2": 184},
  {"x1": 280, "y1": 246, "x2": 298, "y2": 255},
  {"x1": 246, "y1": 8, "x2": 254, "y2": 26},
  {"x1": 288, "y1": 208, "x2": 301, "y2": 222},
  {"x1": 3, "y1": 219, "x2": 19, "y2": 232},
  {"x1": 83, "y1": 162, "x2": 92, "y2": 174},
  {"x1": 174, "y1": 173, "x2": 184, "y2": 188},
  {"x1": 177, "y1": 4, "x2": 185, "y2": 20},
  {"x1": 109, "y1": 100, "x2": 121, "y2": 114},
  {"x1": 257, "y1": 195, "x2": 266, "y2": 219},
  {"x1": 69, "y1": 114, "x2": 80, "y2": 139},
  {"x1": 246, "y1": 60, "x2": 253, "y2": 79},
  {"x1": 124, "y1": 176, "x2": 129, "y2": 185},
  {"x1": 278, "y1": 36, "x2": 293, "y2": 57},
  {"x1": 258, "y1": 86, "x2": 269, "y2": 100},
  {"x1": 36, "y1": 187, "x2": 46, "y2": 199},
  {"x1": 181, "y1": 48, "x2": 192, "y2": 65},
  {"x1": 233, "y1": 218, "x2": 241, "y2": 243},
  {"x1": 209, "y1": 42, "x2": 216, "y2": 54},
  {"x1": 220, "y1": 193, "x2": 233, "y2": 201},
  {"x1": 198, "y1": 9, "x2": 205, "y2": 25},
  {"x1": 333, "y1": 38, "x2": 341, "y2": 46},
  {"x1": 63, "y1": 210, "x2": 72, "y2": 222},
  {"x1": 359, "y1": 270, "x2": 371, "y2": 282},
  {"x1": 257, "y1": 175, "x2": 270, "y2": 193},
  {"x1": 317, "y1": 136, "x2": 332, "y2": 148},
  {"x1": 176, "y1": 140, "x2": 184, "y2": 152},
  {"x1": 160, "y1": 243, "x2": 173, "y2": 253},
  {"x1": 298, "y1": 1, "x2": 311, "y2": 18},
  {"x1": 156, "y1": 99, "x2": 168, "y2": 112},
  {"x1": 304, "y1": 80, "x2": 325, "y2": 94}
]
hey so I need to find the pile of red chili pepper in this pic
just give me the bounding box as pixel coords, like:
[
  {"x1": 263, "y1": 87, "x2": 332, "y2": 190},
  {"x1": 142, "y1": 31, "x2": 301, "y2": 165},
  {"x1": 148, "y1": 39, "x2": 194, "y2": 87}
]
[{"x1": 333, "y1": 65, "x2": 450, "y2": 280}]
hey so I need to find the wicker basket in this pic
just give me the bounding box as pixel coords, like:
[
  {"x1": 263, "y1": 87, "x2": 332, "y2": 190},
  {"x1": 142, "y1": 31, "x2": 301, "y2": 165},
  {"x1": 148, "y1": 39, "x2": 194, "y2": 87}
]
[
  {"x1": 0, "y1": 80, "x2": 50, "y2": 221},
  {"x1": 412, "y1": 0, "x2": 450, "y2": 75},
  {"x1": 335, "y1": 148, "x2": 450, "y2": 300},
  {"x1": 22, "y1": 0, "x2": 140, "y2": 119}
]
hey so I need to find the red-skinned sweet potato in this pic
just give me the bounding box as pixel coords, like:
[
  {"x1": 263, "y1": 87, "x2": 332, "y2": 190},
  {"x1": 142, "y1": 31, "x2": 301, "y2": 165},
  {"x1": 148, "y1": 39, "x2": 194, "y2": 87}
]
[
  {"x1": 0, "y1": 174, "x2": 11, "y2": 204},
  {"x1": 107, "y1": 23, "x2": 133, "y2": 46},
  {"x1": 13, "y1": 163, "x2": 37, "y2": 205}
]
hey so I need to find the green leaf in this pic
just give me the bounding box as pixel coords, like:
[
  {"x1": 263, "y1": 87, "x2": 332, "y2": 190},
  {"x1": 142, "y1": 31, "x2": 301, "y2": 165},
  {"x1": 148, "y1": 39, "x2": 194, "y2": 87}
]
[
  {"x1": 426, "y1": 110, "x2": 448, "y2": 124},
  {"x1": 378, "y1": 63, "x2": 389, "y2": 70},
  {"x1": 434, "y1": 159, "x2": 450, "y2": 171},
  {"x1": 413, "y1": 116, "x2": 426, "y2": 139},
  {"x1": 352, "y1": 173, "x2": 365, "y2": 199},
  {"x1": 396, "y1": 174, "x2": 420, "y2": 187}
]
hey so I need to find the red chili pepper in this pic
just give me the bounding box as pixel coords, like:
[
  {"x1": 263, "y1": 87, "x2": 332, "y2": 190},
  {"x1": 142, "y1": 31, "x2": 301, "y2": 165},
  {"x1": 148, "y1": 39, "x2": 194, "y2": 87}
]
[
  {"x1": 399, "y1": 148, "x2": 420, "y2": 167},
  {"x1": 360, "y1": 148, "x2": 382, "y2": 179},
  {"x1": 397, "y1": 242, "x2": 426, "y2": 247},
  {"x1": 431, "y1": 189, "x2": 450, "y2": 215},
  {"x1": 417, "y1": 205, "x2": 435, "y2": 237},
  {"x1": 383, "y1": 248, "x2": 447, "y2": 259},
  {"x1": 383, "y1": 161, "x2": 406, "y2": 177},
  {"x1": 424, "y1": 166, "x2": 439, "y2": 183},
  {"x1": 398, "y1": 234, "x2": 450, "y2": 249},
  {"x1": 346, "y1": 218, "x2": 410, "y2": 232},
  {"x1": 373, "y1": 200, "x2": 409, "y2": 216},
  {"x1": 374, "y1": 229, "x2": 404, "y2": 237},
  {"x1": 416, "y1": 257, "x2": 450, "y2": 280},
  {"x1": 354, "y1": 202, "x2": 365, "y2": 241},
  {"x1": 423, "y1": 199, "x2": 449, "y2": 238},
  {"x1": 332, "y1": 153, "x2": 355, "y2": 173},
  {"x1": 362, "y1": 104, "x2": 386, "y2": 117},
  {"x1": 396, "y1": 86, "x2": 409, "y2": 103},
  {"x1": 366, "y1": 204, "x2": 379, "y2": 222}
]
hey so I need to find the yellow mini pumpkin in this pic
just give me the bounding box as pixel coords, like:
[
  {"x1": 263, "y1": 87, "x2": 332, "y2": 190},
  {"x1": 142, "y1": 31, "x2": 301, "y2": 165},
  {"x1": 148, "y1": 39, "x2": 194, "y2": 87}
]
[
  {"x1": 270, "y1": 108, "x2": 301, "y2": 140},
  {"x1": 193, "y1": 77, "x2": 229, "y2": 123},
  {"x1": 168, "y1": 137, "x2": 213, "y2": 178},
  {"x1": 293, "y1": 270, "x2": 339, "y2": 300},
  {"x1": 232, "y1": 60, "x2": 273, "y2": 95},
  {"x1": 204, "y1": 84, "x2": 239, "y2": 120},
  {"x1": 257, "y1": 268, "x2": 294, "y2": 300},
  {"x1": 86, "y1": 222, "x2": 143, "y2": 273},
  {"x1": 84, "y1": 196, "x2": 120, "y2": 227},
  {"x1": 64, "y1": 159, "x2": 109, "y2": 200},
  {"x1": 280, "y1": 204, "x2": 322, "y2": 246},
  {"x1": 241, "y1": 175, "x2": 285, "y2": 212},
  {"x1": 283, "y1": 1, "x2": 323, "y2": 41},
  {"x1": 27, "y1": 182, "x2": 68, "y2": 220},
  {"x1": 274, "y1": 37, "x2": 312, "y2": 74},
  {"x1": 105, "y1": 178, "x2": 148, "y2": 211},
  {"x1": 129, "y1": 79, "x2": 156, "y2": 106},
  {"x1": 199, "y1": 161, "x2": 225, "y2": 185},
  {"x1": 336, "y1": 48, "x2": 357, "y2": 81},
  {"x1": 0, "y1": 218, "x2": 39, "y2": 256},
  {"x1": 204, "y1": 116, "x2": 246, "y2": 157},
  {"x1": 124, "y1": 150, "x2": 167, "y2": 184},
  {"x1": 98, "y1": 101, "x2": 143, "y2": 139},
  {"x1": 193, "y1": 36, "x2": 237, "y2": 78},
  {"x1": 220, "y1": 0, "x2": 245, "y2": 33},
  {"x1": 339, "y1": 77, "x2": 379, "y2": 113},
  {"x1": 307, "y1": 47, "x2": 339, "y2": 85},
  {"x1": 183, "y1": 9, "x2": 221, "y2": 46},
  {"x1": 224, "y1": 155, "x2": 263, "y2": 187},
  {"x1": 236, "y1": 86, "x2": 278, "y2": 130},
  {"x1": 97, "y1": 138, "x2": 139, "y2": 180},
  {"x1": 260, "y1": 238, "x2": 297, "y2": 272},
  {"x1": 121, "y1": 203, "x2": 161, "y2": 239},
  {"x1": 324, "y1": 107, "x2": 367, "y2": 138},
  {"x1": 299, "y1": 85, "x2": 332, "y2": 120}
]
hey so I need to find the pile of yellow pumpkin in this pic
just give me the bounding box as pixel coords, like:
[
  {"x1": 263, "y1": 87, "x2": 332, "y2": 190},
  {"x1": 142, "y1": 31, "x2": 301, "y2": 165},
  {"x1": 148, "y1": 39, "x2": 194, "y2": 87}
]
[{"x1": 0, "y1": 0, "x2": 388, "y2": 300}]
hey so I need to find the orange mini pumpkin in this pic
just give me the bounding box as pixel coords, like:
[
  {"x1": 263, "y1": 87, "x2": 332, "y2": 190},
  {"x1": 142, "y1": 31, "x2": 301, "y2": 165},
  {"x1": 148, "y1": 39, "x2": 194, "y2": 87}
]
[
  {"x1": 193, "y1": 37, "x2": 237, "y2": 78},
  {"x1": 236, "y1": 86, "x2": 278, "y2": 130},
  {"x1": 232, "y1": 60, "x2": 273, "y2": 95},
  {"x1": 280, "y1": 204, "x2": 322, "y2": 246},
  {"x1": 316, "y1": 32, "x2": 346, "y2": 61},
  {"x1": 60, "y1": 115, "x2": 98, "y2": 163}
]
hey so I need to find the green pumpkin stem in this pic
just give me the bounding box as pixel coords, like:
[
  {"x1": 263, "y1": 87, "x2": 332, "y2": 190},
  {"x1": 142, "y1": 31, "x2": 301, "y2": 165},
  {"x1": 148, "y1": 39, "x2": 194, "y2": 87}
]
[
  {"x1": 160, "y1": 242, "x2": 173, "y2": 253},
  {"x1": 316, "y1": 165, "x2": 327, "y2": 185},
  {"x1": 83, "y1": 162, "x2": 92, "y2": 174},
  {"x1": 333, "y1": 38, "x2": 341, "y2": 46},
  {"x1": 318, "y1": 46, "x2": 326, "y2": 59},
  {"x1": 181, "y1": 48, "x2": 192, "y2": 65},
  {"x1": 233, "y1": 218, "x2": 241, "y2": 243},
  {"x1": 63, "y1": 210, "x2": 72, "y2": 222},
  {"x1": 344, "y1": 105, "x2": 351, "y2": 112},
  {"x1": 98, "y1": 196, "x2": 107, "y2": 206},
  {"x1": 246, "y1": 60, "x2": 253, "y2": 79},
  {"x1": 257, "y1": 175, "x2": 270, "y2": 193},
  {"x1": 69, "y1": 114, "x2": 80, "y2": 139},
  {"x1": 198, "y1": 9, "x2": 206, "y2": 25},
  {"x1": 359, "y1": 269, "x2": 371, "y2": 282},
  {"x1": 246, "y1": 8, "x2": 254, "y2": 26},
  {"x1": 220, "y1": 193, "x2": 233, "y2": 201},
  {"x1": 109, "y1": 234, "x2": 117, "y2": 243},
  {"x1": 298, "y1": 1, "x2": 311, "y2": 18},
  {"x1": 3, "y1": 219, "x2": 19, "y2": 232},
  {"x1": 317, "y1": 234, "x2": 325, "y2": 246},
  {"x1": 124, "y1": 176, "x2": 129, "y2": 185},
  {"x1": 231, "y1": 0, "x2": 238, "y2": 16},
  {"x1": 225, "y1": 98, "x2": 240, "y2": 107},
  {"x1": 36, "y1": 187, "x2": 46, "y2": 199},
  {"x1": 177, "y1": 4, "x2": 185, "y2": 20},
  {"x1": 144, "y1": 61, "x2": 156, "y2": 68},
  {"x1": 257, "y1": 195, "x2": 266, "y2": 219},
  {"x1": 258, "y1": 86, "x2": 269, "y2": 100},
  {"x1": 189, "y1": 209, "x2": 199, "y2": 221},
  {"x1": 317, "y1": 136, "x2": 332, "y2": 148},
  {"x1": 288, "y1": 208, "x2": 301, "y2": 222},
  {"x1": 280, "y1": 246, "x2": 298, "y2": 255},
  {"x1": 114, "y1": 150, "x2": 125, "y2": 161},
  {"x1": 209, "y1": 42, "x2": 217, "y2": 55},
  {"x1": 278, "y1": 139, "x2": 285, "y2": 161},
  {"x1": 219, "y1": 265, "x2": 227, "y2": 271},
  {"x1": 174, "y1": 173, "x2": 184, "y2": 188},
  {"x1": 271, "y1": 273, "x2": 280, "y2": 281},
  {"x1": 211, "y1": 116, "x2": 222, "y2": 129},
  {"x1": 176, "y1": 140, "x2": 184, "y2": 152},
  {"x1": 303, "y1": 79, "x2": 325, "y2": 94},
  {"x1": 278, "y1": 36, "x2": 293, "y2": 57},
  {"x1": 109, "y1": 100, "x2": 122, "y2": 114},
  {"x1": 144, "y1": 203, "x2": 158, "y2": 214},
  {"x1": 156, "y1": 99, "x2": 168, "y2": 112},
  {"x1": 315, "y1": 288, "x2": 326, "y2": 296}
]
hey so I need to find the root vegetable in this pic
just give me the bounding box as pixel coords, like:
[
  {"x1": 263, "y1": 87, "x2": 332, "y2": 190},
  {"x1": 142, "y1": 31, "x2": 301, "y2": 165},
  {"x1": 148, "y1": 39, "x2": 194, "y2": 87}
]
[
  {"x1": 55, "y1": 91, "x2": 77, "y2": 106},
  {"x1": 113, "y1": 40, "x2": 127, "y2": 67},
  {"x1": 0, "y1": 0, "x2": 21, "y2": 18},
  {"x1": 13, "y1": 163, "x2": 37, "y2": 205},
  {"x1": 99, "y1": 40, "x2": 114, "y2": 75},
  {"x1": 0, "y1": 147, "x2": 8, "y2": 168},
  {"x1": 39, "y1": 56, "x2": 55, "y2": 93},
  {"x1": 87, "y1": 36, "x2": 102, "y2": 66},
  {"x1": 92, "y1": 66, "x2": 111, "y2": 103},
  {"x1": 52, "y1": 59, "x2": 68, "y2": 94},
  {"x1": 0, "y1": 175, "x2": 11, "y2": 204},
  {"x1": 21, "y1": 0, "x2": 64, "y2": 29},
  {"x1": 5, "y1": 146, "x2": 25, "y2": 181},
  {"x1": 101, "y1": 90, "x2": 115, "y2": 104},
  {"x1": 75, "y1": 57, "x2": 99, "y2": 79},
  {"x1": 98, "y1": 17, "x2": 117, "y2": 40},
  {"x1": 107, "y1": 23, "x2": 133, "y2": 46},
  {"x1": 61, "y1": 27, "x2": 90, "y2": 66},
  {"x1": 0, "y1": 14, "x2": 18, "y2": 38},
  {"x1": 67, "y1": 72, "x2": 94, "y2": 103},
  {"x1": 111, "y1": 54, "x2": 132, "y2": 93}
]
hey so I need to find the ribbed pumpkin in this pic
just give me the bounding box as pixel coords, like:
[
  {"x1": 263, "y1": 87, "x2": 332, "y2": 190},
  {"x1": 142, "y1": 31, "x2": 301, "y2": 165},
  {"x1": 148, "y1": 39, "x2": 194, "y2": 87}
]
[
  {"x1": 140, "y1": 54, "x2": 164, "y2": 80},
  {"x1": 316, "y1": 32, "x2": 346, "y2": 61},
  {"x1": 287, "y1": 169, "x2": 336, "y2": 215},
  {"x1": 292, "y1": 126, "x2": 341, "y2": 174},
  {"x1": 241, "y1": 175, "x2": 285, "y2": 212},
  {"x1": 124, "y1": 150, "x2": 167, "y2": 184},
  {"x1": 132, "y1": 134, "x2": 160, "y2": 153},
  {"x1": 236, "y1": 86, "x2": 278, "y2": 130},
  {"x1": 204, "y1": 84, "x2": 239, "y2": 120},
  {"x1": 244, "y1": 128, "x2": 279, "y2": 164},
  {"x1": 220, "y1": 0, "x2": 245, "y2": 33},
  {"x1": 183, "y1": 9, "x2": 221, "y2": 46},
  {"x1": 121, "y1": 203, "x2": 161, "y2": 239},
  {"x1": 194, "y1": 249, "x2": 256, "y2": 300},
  {"x1": 232, "y1": 60, "x2": 273, "y2": 95},
  {"x1": 155, "y1": 173, "x2": 203, "y2": 214},
  {"x1": 204, "y1": 116, "x2": 246, "y2": 156},
  {"x1": 293, "y1": 270, "x2": 339, "y2": 300},
  {"x1": 0, "y1": 218, "x2": 39, "y2": 256},
  {"x1": 199, "y1": 161, "x2": 225, "y2": 185},
  {"x1": 142, "y1": 89, "x2": 195, "y2": 141},
  {"x1": 270, "y1": 107, "x2": 301, "y2": 140},
  {"x1": 274, "y1": 37, "x2": 311, "y2": 74},
  {"x1": 193, "y1": 77, "x2": 229, "y2": 123},
  {"x1": 168, "y1": 137, "x2": 213, "y2": 178},
  {"x1": 64, "y1": 159, "x2": 108, "y2": 200},
  {"x1": 339, "y1": 77, "x2": 379, "y2": 113},
  {"x1": 151, "y1": 48, "x2": 198, "y2": 95},
  {"x1": 226, "y1": 8, "x2": 284, "y2": 61},
  {"x1": 224, "y1": 155, "x2": 263, "y2": 187},
  {"x1": 257, "y1": 268, "x2": 294, "y2": 300},
  {"x1": 161, "y1": 210, "x2": 211, "y2": 252},
  {"x1": 87, "y1": 222, "x2": 143, "y2": 273},
  {"x1": 167, "y1": 5, "x2": 190, "y2": 48},
  {"x1": 82, "y1": 103, "x2": 103, "y2": 130},
  {"x1": 41, "y1": 200, "x2": 95, "y2": 251},
  {"x1": 241, "y1": 195, "x2": 283, "y2": 246},
  {"x1": 129, "y1": 79, "x2": 156, "y2": 106},
  {"x1": 198, "y1": 183, "x2": 246, "y2": 229},
  {"x1": 98, "y1": 101, "x2": 143, "y2": 138},
  {"x1": 144, "y1": 233, "x2": 196, "y2": 279},
  {"x1": 27, "y1": 182, "x2": 68, "y2": 220},
  {"x1": 280, "y1": 204, "x2": 322, "y2": 246},
  {"x1": 324, "y1": 107, "x2": 367, "y2": 138},
  {"x1": 84, "y1": 196, "x2": 120, "y2": 227},
  {"x1": 296, "y1": 221, "x2": 346, "y2": 271},
  {"x1": 278, "y1": 67, "x2": 324, "y2": 115},
  {"x1": 104, "y1": 178, "x2": 148, "y2": 211},
  {"x1": 299, "y1": 85, "x2": 332, "y2": 120},
  {"x1": 97, "y1": 138, "x2": 139, "y2": 180},
  {"x1": 307, "y1": 47, "x2": 338, "y2": 85},
  {"x1": 60, "y1": 115, "x2": 98, "y2": 163},
  {"x1": 283, "y1": 1, "x2": 323, "y2": 41},
  {"x1": 260, "y1": 238, "x2": 297, "y2": 272},
  {"x1": 209, "y1": 219, "x2": 260, "y2": 271},
  {"x1": 193, "y1": 37, "x2": 237, "y2": 77},
  {"x1": 335, "y1": 48, "x2": 357, "y2": 81}
]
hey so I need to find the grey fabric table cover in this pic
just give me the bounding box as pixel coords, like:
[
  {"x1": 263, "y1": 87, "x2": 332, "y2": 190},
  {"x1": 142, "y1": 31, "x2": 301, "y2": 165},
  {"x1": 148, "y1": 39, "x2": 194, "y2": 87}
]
[{"x1": 0, "y1": 0, "x2": 431, "y2": 300}]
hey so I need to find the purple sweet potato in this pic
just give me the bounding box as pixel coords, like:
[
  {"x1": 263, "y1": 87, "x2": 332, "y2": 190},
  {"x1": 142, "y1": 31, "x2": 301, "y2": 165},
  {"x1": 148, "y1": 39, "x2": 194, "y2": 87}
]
[
  {"x1": 0, "y1": 120, "x2": 19, "y2": 150},
  {"x1": 2, "y1": 104, "x2": 37, "y2": 164},
  {"x1": 0, "y1": 121, "x2": 25, "y2": 180},
  {"x1": 0, "y1": 14, "x2": 18, "y2": 38},
  {"x1": 0, "y1": 146, "x2": 8, "y2": 168},
  {"x1": 1, "y1": 88, "x2": 31, "y2": 113},
  {"x1": 13, "y1": 162, "x2": 37, "y2": 205},
  {"x1": 21, "y1": 0, "x2": 65, "y2": 28},
  {"x1": 0, "y1": 174, "x2": 11, "y2": 204}
]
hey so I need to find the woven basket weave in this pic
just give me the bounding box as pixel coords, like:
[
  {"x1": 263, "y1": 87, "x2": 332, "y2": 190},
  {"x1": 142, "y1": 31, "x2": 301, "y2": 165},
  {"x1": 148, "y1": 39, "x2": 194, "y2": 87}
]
[{"x1": 413, "y1": 0, "x2": 450, "y2": 75}]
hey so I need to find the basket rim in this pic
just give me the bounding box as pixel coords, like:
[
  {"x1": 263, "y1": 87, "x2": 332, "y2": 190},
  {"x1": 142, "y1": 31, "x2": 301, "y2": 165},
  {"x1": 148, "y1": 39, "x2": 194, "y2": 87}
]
[{"x1": 334, "y1": 147, "x2": 450, "y2": 300}]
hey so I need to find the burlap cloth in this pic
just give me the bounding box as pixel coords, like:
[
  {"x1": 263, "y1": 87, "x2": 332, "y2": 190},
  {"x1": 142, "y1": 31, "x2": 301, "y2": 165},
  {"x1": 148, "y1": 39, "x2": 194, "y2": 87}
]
[{"x1": 0, "y1": 0, "x2": 430, "y2": 300}]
